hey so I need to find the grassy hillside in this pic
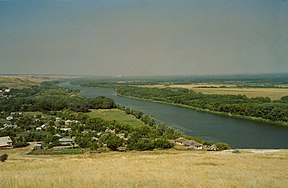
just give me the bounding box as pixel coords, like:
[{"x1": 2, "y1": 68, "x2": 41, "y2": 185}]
[
  {"x1": 0, "y1": 147, "x2": 287, "y2": 188},
  {"x1": 0, "y1": 76, "x2": 50, "y2": 88}
]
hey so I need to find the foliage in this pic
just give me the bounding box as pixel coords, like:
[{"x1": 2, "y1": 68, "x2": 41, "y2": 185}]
[
  {"x1": 215, "y1": 142, "x2": 230, "y2": 151},
  {"x1": 0, "y1": 83, "x2": 116, "y2": 113},
  {"x1": 0, "y1": 154, "x2": 8, "y2": 162},
  {"x1": 116, "y1": 86, "x2": 288, "y2": 123},
  {"x1": 106, "y1": 134, "x2": 124, "y2": 151}
]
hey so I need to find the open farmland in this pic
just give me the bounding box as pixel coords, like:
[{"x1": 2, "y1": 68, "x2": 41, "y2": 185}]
[
  {"x1": 144, "y1": 84, "x2": 288, "y2": 100},
  {"x1": 0, "y1": 147, "x2": 287, "y2": 188}
]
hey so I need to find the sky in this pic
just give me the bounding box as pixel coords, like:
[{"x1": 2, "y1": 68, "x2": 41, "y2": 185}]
[{"x1": 0, "y1": 0, "x2": 287, "y2": 76}]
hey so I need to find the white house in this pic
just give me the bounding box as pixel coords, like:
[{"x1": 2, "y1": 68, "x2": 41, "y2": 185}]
[
  {"x1": 6, "y1": 116, "x2": 13, "y2": 121},
  {"x1": 0, "y1": 136, "x2": 13, "y2": 148},
  {"x1": 4, "y1": 88, "x2": 11, "y2": 93}
]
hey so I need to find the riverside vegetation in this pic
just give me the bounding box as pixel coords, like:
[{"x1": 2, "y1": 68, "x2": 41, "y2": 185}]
[
  {"x1": 115, "y1": 86, "x2": 288, "y2": 126},
  {"x1": 73, "y1": 75, "x2": 288, "y2": 127},
  {"x1": 0, "y1": 81, "x2": 228, "y2": 153}
]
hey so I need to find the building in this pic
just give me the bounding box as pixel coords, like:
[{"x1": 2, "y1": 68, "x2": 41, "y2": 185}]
[
  {"x1": 33, "y1": 143, "x2": 43, "y2": 150},
  {"x1": 6, "y1": 116, "x2": 13, "y2": 121},
  {"x1": 59, "y1": 138, "x2": 73, "y2": 145},
  {"x1": 175, "y1": 137, "x2": 203, "y2": 150},
  {"x1": 0, "y1": 136, "x2": 13, "y2": 148}
]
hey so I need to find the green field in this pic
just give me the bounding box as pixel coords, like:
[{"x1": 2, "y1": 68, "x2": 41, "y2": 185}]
[{"x1": 87, "y1": 109, "x2": 146, "y2": 126}]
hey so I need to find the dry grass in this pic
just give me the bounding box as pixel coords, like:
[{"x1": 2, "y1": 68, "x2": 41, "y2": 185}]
[
  {"x1": 0, "y1": 76, "x2": 51, "y2": 88},
  {"x1": 145, "y1": 84, "x2": 288, "y2": 100},
  {"x1": 1, "y1": 148, "x2": 287, "y2": 188}
]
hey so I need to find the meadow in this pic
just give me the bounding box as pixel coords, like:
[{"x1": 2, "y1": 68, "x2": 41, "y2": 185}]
[
  {"x1": 87, "y1": 109, "x2": 146, "y2": 126},
  {"x1": 1, "y1": 147, "x2": 287, "y2": 188}
]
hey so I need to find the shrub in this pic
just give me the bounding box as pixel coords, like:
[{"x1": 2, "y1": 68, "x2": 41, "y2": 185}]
[
  {"x1": 215, "y1": 142, "x2": 230, "y2": 150},
  {"x1": 106, "y1": 134, "x2": 124, "y2": 151},
  {"x1": 154, "y1": 139, "x2": 174, "y2": 149},
  {"x1": 0, "y1": 154, "x2": 8, "y2": 162}
]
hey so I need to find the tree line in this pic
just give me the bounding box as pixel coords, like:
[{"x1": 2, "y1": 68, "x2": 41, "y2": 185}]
[
  {"x1": 116, "y1": 86, "x2": 288, "y2": 125},
  {"x1": 0, "y1": 82, "x2": 116, "y2": 113}
]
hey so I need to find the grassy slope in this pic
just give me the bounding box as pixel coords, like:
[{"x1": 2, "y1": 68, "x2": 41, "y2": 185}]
[
  {"x1": 87, "y1": 109, "x2": 146, "y2": 126},
  {"x1": 0, "y1": 147, "x2": 287, "y2": 188},
  {"x1": 0, "y1": 76, "x2": 49, "y2": 88}
]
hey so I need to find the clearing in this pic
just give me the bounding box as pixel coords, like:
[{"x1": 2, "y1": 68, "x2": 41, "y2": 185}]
[{"x1": 87, "y1": 109, "x2": 146, "y2": 126}]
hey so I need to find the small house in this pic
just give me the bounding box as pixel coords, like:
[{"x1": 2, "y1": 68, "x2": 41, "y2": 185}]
[
  {"x1": 34, "y1": 143, "x2": 43, "y2": 150},
  {"x1": 64, "y1": 120, "x2": 73, "y2": 126},
  {"x1": 0, "y1": 136, "x2": 13, "y2": 148},
  {"x1": 6, "y1": 116, "x2": 13, "y2": 121},
  {"x1": 36, "y1": 127, "x2": 42, "y2": 131},
  {"x1": 60, "y1": 128, "x2": 71, "y2": 132},
  {"x1": 59, "y1": 138, "x2": 73, "y2": 145},
  {"x1": 175, "y1": 137, "x2": 203, "y2": 150}
]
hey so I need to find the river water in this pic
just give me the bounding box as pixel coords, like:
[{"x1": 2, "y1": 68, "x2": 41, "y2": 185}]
[{"x1": 59, "y1": 82, "x2": 288, "y2": 149}]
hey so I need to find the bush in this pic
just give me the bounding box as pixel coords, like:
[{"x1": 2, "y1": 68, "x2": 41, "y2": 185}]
[
  {"x1": 154, "y1": 139, "x2": 174, "y2": 149},
  {"x1": 0, "y1": 154, "x2": 8, "y2": 162},
  {"x1": 215, "y1": 142, "x2": 230, "y2": 150},
  {"x1": 106, "y1": 134, "x2": 124, "y2": 151},
  {"x1": 135, "y1": 138, "x2": 155, "y2": 151}
]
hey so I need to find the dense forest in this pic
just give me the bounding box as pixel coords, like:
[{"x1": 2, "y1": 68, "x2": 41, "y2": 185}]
[{"x1": 116, "y1": 86, "x2": 288, "y2": 125}]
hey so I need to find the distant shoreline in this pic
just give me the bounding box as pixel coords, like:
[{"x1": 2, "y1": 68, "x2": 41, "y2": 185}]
[{"x1": 117, "y1": 93, "x2": 288, "y2": 128}]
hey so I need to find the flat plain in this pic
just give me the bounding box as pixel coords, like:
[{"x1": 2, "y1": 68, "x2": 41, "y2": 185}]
[{"x1": 144, "y1": 84, "x2": 288, "y2": 100}]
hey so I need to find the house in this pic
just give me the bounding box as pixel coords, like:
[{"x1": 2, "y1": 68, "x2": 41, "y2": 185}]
[
  {"x1": 33, "y1": 143, "x2": 43, "y2": 150},
  {"x1": 40, "y1": 124, "x2": 46, "y2": 129},
  {"x1": 4, "y1": 88, "x2": 11, "y2": 93},
  {"x1": 6, "y1": 116, "x2": 13, "y2": 121},
  {"x1": 175, "y1": 137, "x2": 203, "y2": 150},
  {"x1": 91, "y1": 137, "x2": 99, "y2": 141},
  {"x1": 60, "y1": 128, "x2": 71, "y2": 131},
  {"x1": 36, "y1": 127, "x2": 42, "y2": 131},
  {"x1": 0, "y1": 136, "x2": 13, "y2": 148},
  {"x1": 59, "y1": 138, "x2": 73, "y2": 145},
  {"x1": 64, "y1": 120, "x2": 73, "y2": 126}
]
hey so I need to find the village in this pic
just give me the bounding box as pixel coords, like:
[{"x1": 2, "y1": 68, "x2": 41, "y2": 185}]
[{"x1": 0, "y1": 110, "x2": 222, "y2": 153}]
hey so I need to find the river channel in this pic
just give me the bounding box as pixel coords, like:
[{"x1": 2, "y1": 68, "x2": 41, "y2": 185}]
[{"x1": 59, "y1": 82, "x2": 288, "y2": 149}]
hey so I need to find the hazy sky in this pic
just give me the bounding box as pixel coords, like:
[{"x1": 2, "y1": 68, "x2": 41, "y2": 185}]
[{"x1": 0, "y1": 0, "x2": 287, "y2": 76}]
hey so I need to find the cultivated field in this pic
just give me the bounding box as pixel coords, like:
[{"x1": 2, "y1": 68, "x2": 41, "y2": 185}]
[
  {"x1": 145, "y1": 84, "x2": 288, "y2": 100},
  {"x1": 1, "y1": 147, "x2": 287, "y2": 188},
  {"x1": 88, "y1": 109, "x2": 146, "y2": 126}
]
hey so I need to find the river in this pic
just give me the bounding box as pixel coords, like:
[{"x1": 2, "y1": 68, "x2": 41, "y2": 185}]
[{"x1": 59, "y1": 82, "x2": 288, "y2": 149}]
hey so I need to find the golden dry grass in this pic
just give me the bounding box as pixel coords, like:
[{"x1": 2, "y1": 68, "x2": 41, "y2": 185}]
[
  {"x1": 0, "y1": 76, "x2": 50, "y2": 88},
  {"x1": 1, "y1": 148, "x2": 288, "y2": 188},
  {"x1": 144, "y1": 84, "x2": 288, "y2": 100}
]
